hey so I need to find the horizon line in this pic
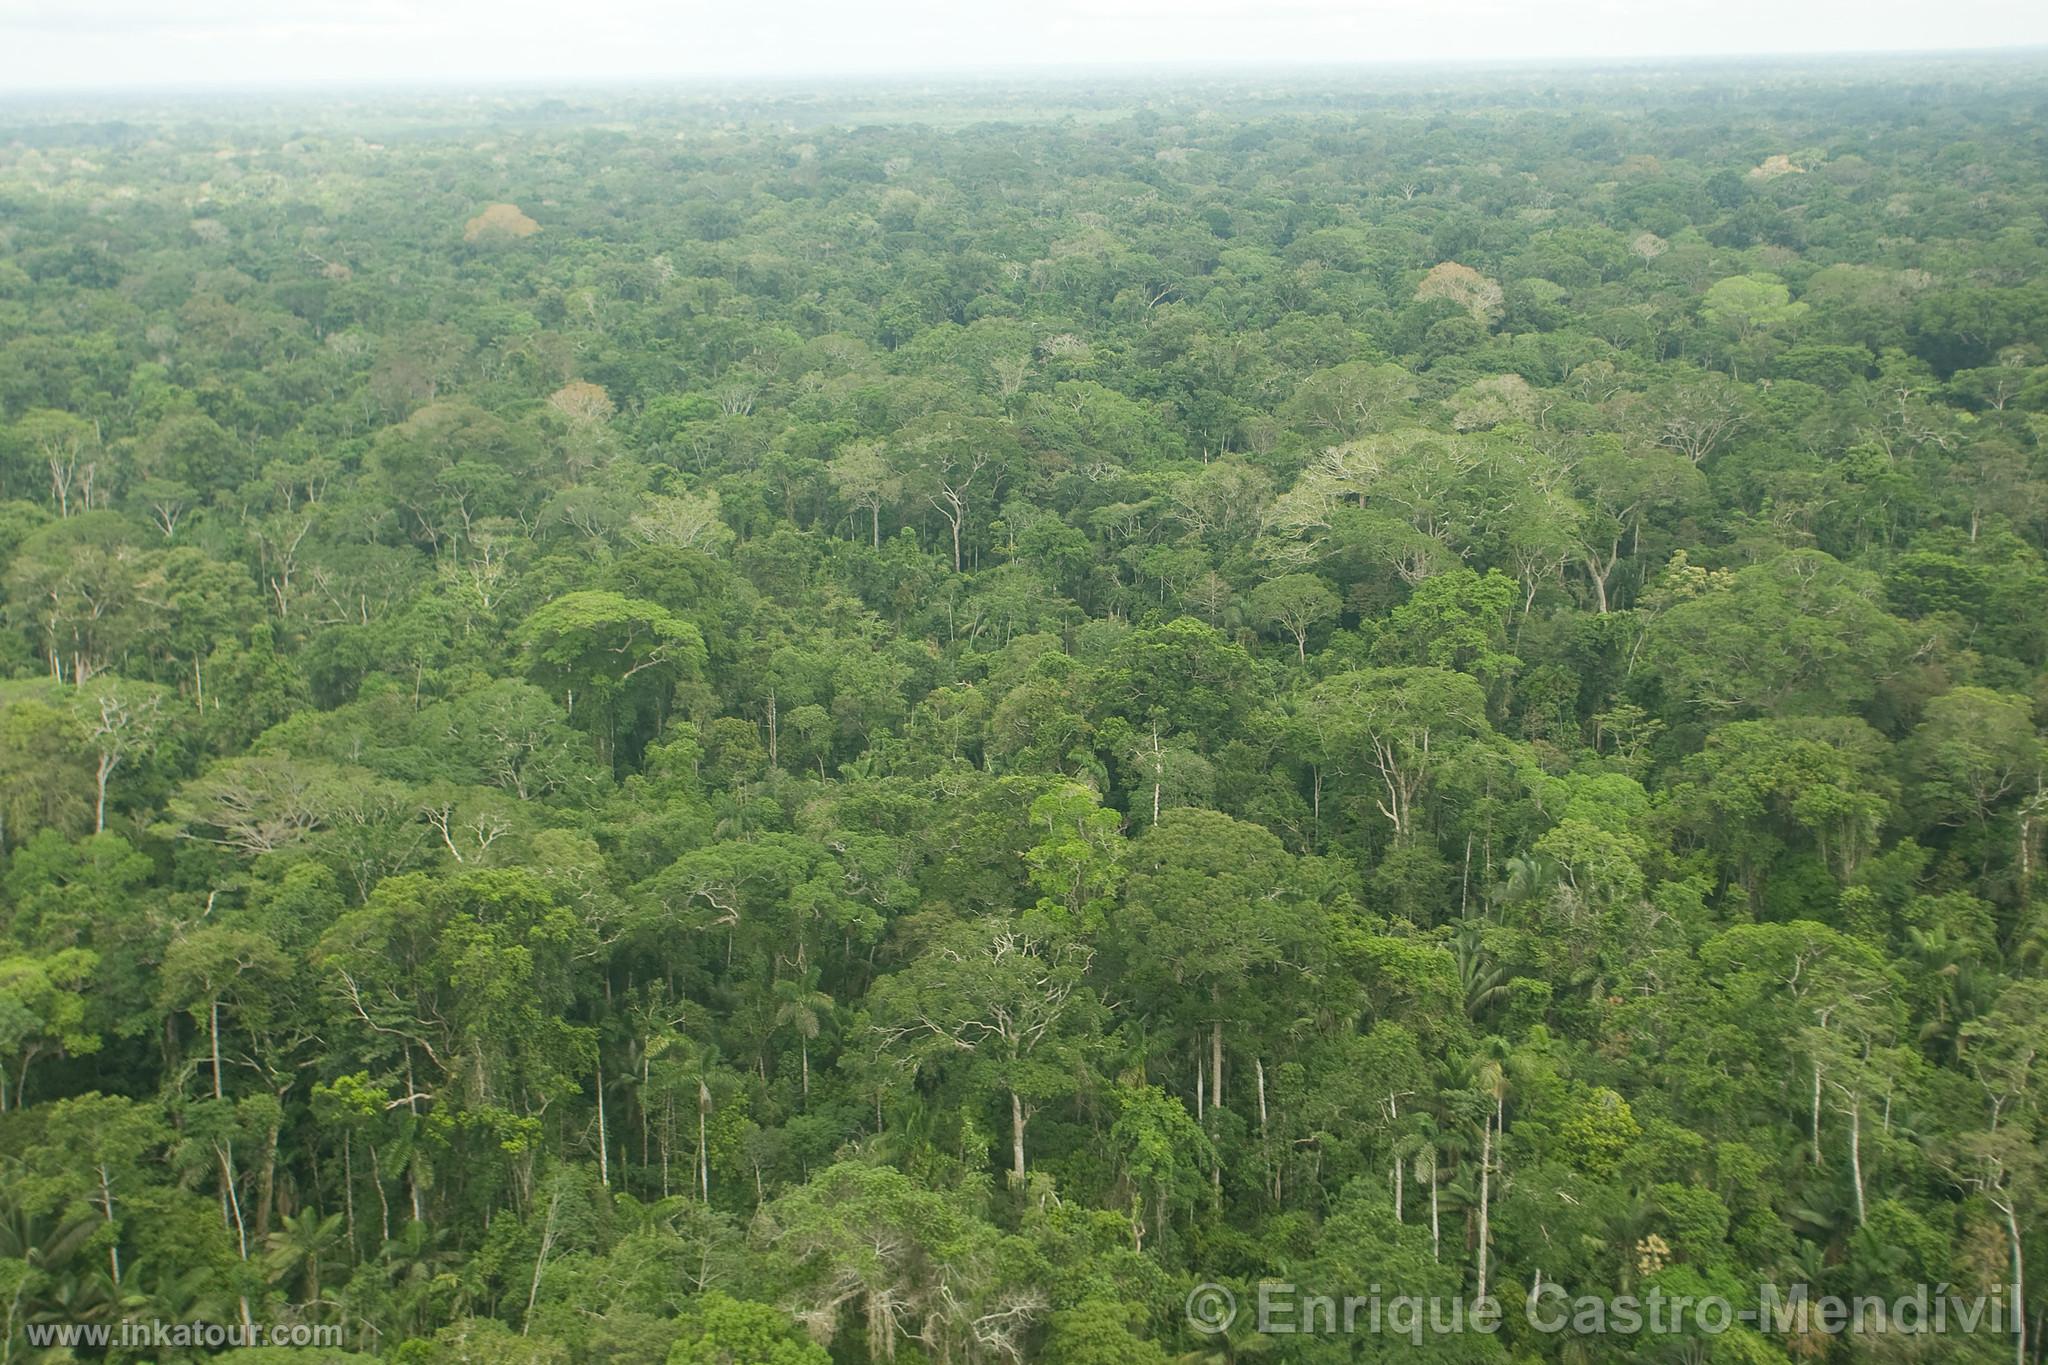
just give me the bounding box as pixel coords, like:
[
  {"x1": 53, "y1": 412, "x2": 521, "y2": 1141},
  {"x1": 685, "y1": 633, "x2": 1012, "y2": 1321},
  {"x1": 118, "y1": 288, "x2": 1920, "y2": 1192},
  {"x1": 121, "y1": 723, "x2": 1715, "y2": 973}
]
[{"x1": 5, "y1": 43, "x2": 2048, "y2": 102}]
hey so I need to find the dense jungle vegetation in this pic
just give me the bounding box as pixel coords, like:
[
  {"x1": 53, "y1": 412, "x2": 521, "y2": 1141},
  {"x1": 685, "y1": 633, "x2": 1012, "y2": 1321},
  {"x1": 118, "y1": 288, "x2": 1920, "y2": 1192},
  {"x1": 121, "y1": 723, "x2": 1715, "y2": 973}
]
[{"x1": 3, "y1": 57, "x2": 2048, "y2": 1365}]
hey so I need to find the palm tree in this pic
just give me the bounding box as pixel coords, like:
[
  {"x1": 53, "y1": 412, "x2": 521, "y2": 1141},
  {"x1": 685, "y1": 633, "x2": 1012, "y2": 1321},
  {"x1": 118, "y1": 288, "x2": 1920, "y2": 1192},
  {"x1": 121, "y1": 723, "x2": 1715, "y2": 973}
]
[
  {"x1": 0, "y1": 1197, "x2": 97, "y2": 1278},
  {"x1": 772, "y1": 972, "x2": 834, "y2": 1106},
  {"x1": 1906, "y1": 925, "x2": 1995, "y2": 1063},
  {"x1": 370, "y1": 1219, "x2": 466, "y2": 1344},
  {"x1": 126, "y1": 1260, "x2": 237, "y2": 1356},
  {"x1": 265, "y1": 1208, "x2": 345, "y2": 1310},
  {"x1": 1173, "y1": 1301, "x2": 1277, "y2": 1365},
  {"x1": 0, "y1": 1197, "x2": 102, "y2": 1355},
  {"x1": 2016, "y1": 903, "x2": 2047, "y2": 971},
  {"x1": 660, "y1": 1038, "x2": 739, "y2": 1205},
  {"x1": 1467, "y1": 1037, "x2": 1515, "y2": 1303},
  {"x1": 1407, "y1": 1111, "x2": 1449, "y2": 1262},
  {"x1": 1496, "y1": 852, "x2": 1558, "y2": 906},
  {"x1": 24, "y1": 1264, "x2": 128, "y2": 1333},
  {"x1": 622, "y1": 985, "x2": 689, "y2": 1176},
  {"x1": 1455, "y1": 920, "x2": 1514, "y2": 1023}
]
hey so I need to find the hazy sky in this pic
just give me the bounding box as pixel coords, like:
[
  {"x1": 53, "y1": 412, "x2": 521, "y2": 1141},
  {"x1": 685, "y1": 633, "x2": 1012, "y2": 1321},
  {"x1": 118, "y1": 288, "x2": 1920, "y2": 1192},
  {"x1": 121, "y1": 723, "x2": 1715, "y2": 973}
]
[{"x1": 3, "y1": 0, "x2": 2044, "y2": 91}]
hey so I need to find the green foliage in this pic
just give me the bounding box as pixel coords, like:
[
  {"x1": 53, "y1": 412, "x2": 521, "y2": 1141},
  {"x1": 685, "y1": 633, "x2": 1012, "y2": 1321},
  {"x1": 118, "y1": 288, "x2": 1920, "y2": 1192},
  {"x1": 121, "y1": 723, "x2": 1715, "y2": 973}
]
[
  {"x1": 665, "y1": 1292, "x2": 828, "y2": 1365},
  {"x1": 1, "y1": 64, "x2": 2046, "y2": 1365}
]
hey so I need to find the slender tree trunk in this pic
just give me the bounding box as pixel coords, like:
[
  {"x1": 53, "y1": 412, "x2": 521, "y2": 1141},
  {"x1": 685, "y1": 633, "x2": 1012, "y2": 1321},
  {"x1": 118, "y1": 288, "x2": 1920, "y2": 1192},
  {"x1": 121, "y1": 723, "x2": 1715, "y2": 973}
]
[
  {"x1": 404, "y1": 1049, "x2": 424, "y2": 1222},
  {"x1": 219, "y1": 1140, "x2": 248, "y2": 1260},
  {"x1": 660, "y1": 1098, "x2": 672, "y2": 1198},
  {"x1": 1848, "y1": 1098, "x2": 1865, "y2": 1226},
  {"x1": 1256, "y1": 1057, "x2": 1274, "y2": 1202},
  {"x1": 1811, "y1": 1063, "x2": 1824, "y2": 1167},
  {"x1": 522, "y1": 1191, "x2": 561, "y2": 1335},
  {"x1": 1476, "y1": 1113, "x2": 1492, "y2": 1303},
  {"x1": 255, "y1": 1119, "x2": 279, "y2": 1237},
  {"x1": 697, "y1": 1086, "x2": 710, "y2": 1204},
  {"x1": 1210, "y1": 1000, "x2": 1224, "y2": 1110},
  {"x1": 2019, "y1": 790, "x2": 2040, "y2": 903},
  {"x1": 94, "y1": 754, "x2": 113, "y2": 834},
  {"x1": 1390, "y1": 1093, "x2": 1403, "y2": 1222},
  {"x1": 341, "y1": 1132, "x2": 358, "y2": 1261},
  {"x1": 2001, "y1": 1199, "x2": 2026, "y2": 1365},
  {"x1": 1011, "y1": 1091, "x2": 1028, "y2": 1184},
  {"x1": 97, "y1": 1164, "x2": 121, "y2": 1284},
  {"x1": 1429, "y1": 1152, "x2": 1440, "y2": 1261},
  {"x1": 1998, "y1": 1203, "x2": 2031, "y2": 1365},
  {"x1": 595, "y1": 1059, "x2": 609, "y2": 1188},
  {"x1": 368, "y1": 1141, "x2": 391, "y2": 1245},
  {"x1": 1146, "y1": 724, "x2": 1163, "y2": 822}
]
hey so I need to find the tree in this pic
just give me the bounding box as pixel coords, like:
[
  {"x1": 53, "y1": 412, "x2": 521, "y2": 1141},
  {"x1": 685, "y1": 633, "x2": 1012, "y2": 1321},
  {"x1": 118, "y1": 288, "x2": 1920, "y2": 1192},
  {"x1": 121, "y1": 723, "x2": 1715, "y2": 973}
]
[
  {"x1": 1415, "y1": 262, "x2": 1505, "y2": 325},
  {"x1": 772, "y1": 973, "x2": 834, "y2": 1105},
  {"x1": 316, "y1": 870, "x2": 596, "y2": 1214},
  {"x1": 464, "y1": 203, "x2": 542, "y2": 243},
  {"x1": 1374, "y1": 568, "x2": 1521, "y2": 700},
  {"x1": 1260, "y1": 430, "x2": 1519, "y2": 584},
  {"x1": 1038, "y1": 1299, "x2": 1173, "y2": 1365},
  {"x1": 1121, "y1": 810, "x2": 1311, "y2": 1136},
  {"x1": 895, "y1": 416, "x2": 1025, "y2": 575},
  {"x1": 0, "y1": 687, "x2": 90, "y2": 851},
  {"x1": 10, "y1": 410, "x2": 102, "y2": 518},
  {"x1": 1571, "y1": 444, "x2": 1702, "y2": 613},
  {"x1": 1301, "y1": 667, "x2": 1492, "y2": 846},
  {"x1": 517, "y1": 592, "x2": 706, "y2": 766},
  {"x1": 3, "y1": 513, "x2": 146, "y2": 684},
  {"x1": 829, "y1": 441, "x2": 903, "y2": 548},
  {"x1": 73, "y1": 677, "x2": 171, "y2": 834},
  {"x1": 1248, "y1": 574, "x2": 1339, "y2": 661},
  {"x1": 758, "y1": 1163, "x2": 1038, "y2": 1364},
  {"x1": 666, "y1": 1292, "x2": 831, "y2": 1365},
  {"x1": 629, "y1": 489, "x2": 734, "y2": 555},
  {"x1": 1702, "y1": 274, "x2": 1809, "y2": 377},
  {"x1": 1648, "y1": 372, "x2": 1748, "y2": 466},
  {"x1": 19, "y1": 1093, "x2": 172, "y2": 1287},
  {"x1": 1107, "y1": 1084, "x2": 1214, "y2": 1253},
  {"x1": 1668, "y1": 717, "x2": 1896, "y2": 896},
  {"x1": 873, "y1": 915, "x2": 1098, "y2": 1183},
  {"x1": 1281, "y1": 361, "x2": 1418, "y2": 441},
  {"x1": 0, "y1": 949, "x2": 98, "y2": 1111},
  {"x1": 1648, "y1": 551, "x2": 1908, "y2": 716},
  {"x1": 1699, "y1": 921, "x2": 1901, "y2": 1176},
  {"x1": 1908, "y1": 687, "x2": 2044, "y2": 829},
  {"x1": 158, "y1": 927, "x2": 295, "y2": 1106},
  {"x1": 1702, "y1": 273, "x2": 1808, "y2": 340},
  {"x1": 163, "y1": 755, "x2": 351, "y2": 858},
  {"x1": 1094, "y1": 617, "x2": 1256, "y2": 747},
  {"x1": 367, "y1": 402, "x2": 538, "y2": 551},
  {"x1": 1955, "y1": 979, "x2": 2048, "y2": 1365},
  {"x1": 431, "y1": 679, "x2": 606, "y2": 804}
]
